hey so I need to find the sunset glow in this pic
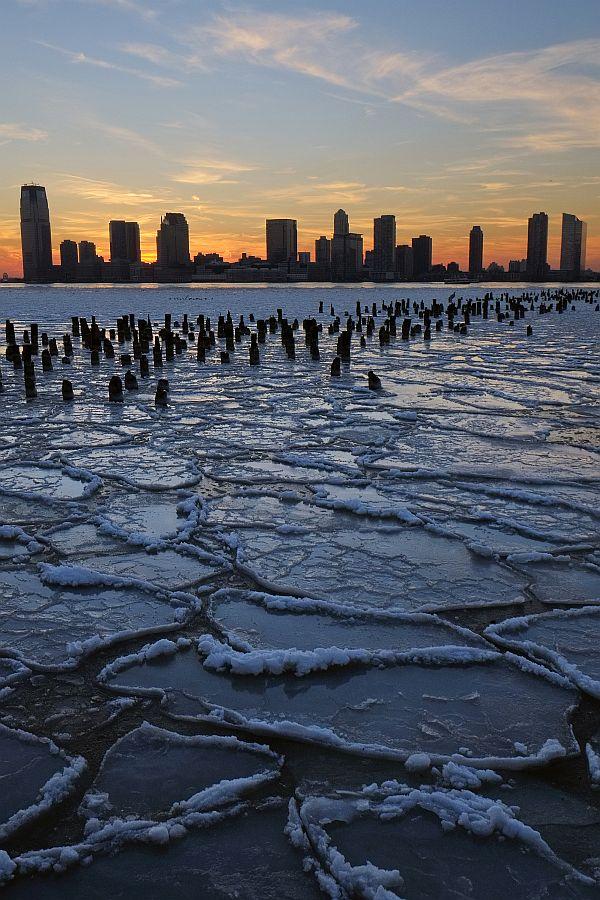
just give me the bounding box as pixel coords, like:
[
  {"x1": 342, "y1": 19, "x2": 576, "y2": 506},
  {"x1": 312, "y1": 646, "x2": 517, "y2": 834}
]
[{"x1": 1, "y1": 0, "x2": 599, "y2": 275}]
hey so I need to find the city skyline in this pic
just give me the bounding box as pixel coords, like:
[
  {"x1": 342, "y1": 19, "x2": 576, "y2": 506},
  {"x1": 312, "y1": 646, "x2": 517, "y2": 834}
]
[
  {"x1": 18, "y1": 184, "x2": 591, "y2": 282},
  {"x1": 1, "y1": 0, "x2": 599, "y2": 274}
]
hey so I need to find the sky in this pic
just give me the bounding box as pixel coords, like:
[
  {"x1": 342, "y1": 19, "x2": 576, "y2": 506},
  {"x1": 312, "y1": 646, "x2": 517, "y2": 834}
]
[{"x1": 1, "y1": 0, "x2": 599, "y2": 275}]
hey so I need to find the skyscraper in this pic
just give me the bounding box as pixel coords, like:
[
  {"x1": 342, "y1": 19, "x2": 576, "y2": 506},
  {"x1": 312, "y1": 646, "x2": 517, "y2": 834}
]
[
  {"x1": 20, "y1": 184, "x2": 53, "y2": 281},
  {"x1": 315, "y1": 236, "x2": 331, "y2": 264},
  {"x1": 526, "y1": 212, "x2": 549, "y2": 280},
  {"x1": 266, "y1": 219, "x2": 298, "y2": 264},
  {"x1": 560, "y1": 214, "x2": 587, "y2": 275},
  {"x1": 60, "y1": 239, "x2": 78, "y2": 274},
  {"x1": 468, "y1": 226, "x2": 484, "y2": 276},
  {"x1": 156, "y1": 213, "x2": 190, "y2": 267},
  {"x1": 78, "y1": 241, "x2": 98, "y2": 266},
  {"x1": 373, "y1": 215, "x2": 396, "y2": 274},
  {"x1": 395, "y1": 244, "x2": 413, "y2": 279},
  {"x1": 110, "y1": 220, "x2": 141, "y2": 263},
  {"x1": 334, "y1": 209, "x2": 349, "y2": 236},
  {"x1": 412, "y1": 235, "x2": 432, "y2": 278}
]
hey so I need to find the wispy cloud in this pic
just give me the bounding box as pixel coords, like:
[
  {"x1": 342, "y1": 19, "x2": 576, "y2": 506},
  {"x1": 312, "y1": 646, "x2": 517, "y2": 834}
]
[
  {"x1": 401, "y1": 39, "x2": 600, "y2": 151},
  {"x1": 56, "y1": 173, "x2": 169, "y2": 206},
  {"x1": 36, "y1": 41, "x2": 182, "y2": 87},
  {"x1": 0, "y1": 123, "x2": 48, "y2": 143},
  {"x1": 171, "y1": 158, "x2": 259, "y2": 186},
  {"x1": 18, "y1": 0, "x2": 158, "y2": 21}
]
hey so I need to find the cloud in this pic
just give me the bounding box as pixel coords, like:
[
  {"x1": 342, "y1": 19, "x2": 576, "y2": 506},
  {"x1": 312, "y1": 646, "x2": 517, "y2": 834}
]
[
  {"x1": 0, "y1": 123, "x2": 48, "y2": 143},
  {"x1": 17, "y1": 0, "x2": 158, "y2": 20},
  {"x1": 36, "y1": 41, "x2": 182, "y2": 87},
  {"x1": 401, "y1": 39, "x2": 600, "y2": 151},
  {"x1": 184, "y1": 10, "x2": 428, "y2": 102},
  {"x1": 56, "y1": 173, "x2": 169, "y2": 206},
  {"x1": 171, "y1": 158, "x2": 259, "y2": 185}
]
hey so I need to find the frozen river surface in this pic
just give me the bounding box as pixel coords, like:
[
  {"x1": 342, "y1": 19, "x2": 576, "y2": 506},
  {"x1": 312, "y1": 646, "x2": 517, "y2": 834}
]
[{"x1": 0, "y1": 283, "x2": 599, "y2": 897}]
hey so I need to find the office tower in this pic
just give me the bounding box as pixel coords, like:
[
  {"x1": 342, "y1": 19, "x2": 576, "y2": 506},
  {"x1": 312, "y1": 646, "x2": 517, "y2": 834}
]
[
  {"x1": 331, "y1": 232, "x2": 363, "y2": 281},
  {"x1": 20, "y1": 184, "x2": 53, "y2": 281},
  {"x1": 78, "y1": 241, "x2": 98, "y2": 266},
  {"x1": 560, "y1": 214, "x2": 587, "y2": 275},
  {"x1": 395, "y1": 244, "x2": 413, "y2": 279},
  {"x1": 526, "y1": 212, "x2": 549, "y2": 280},
  {"x1": 315, "y1": 236, "x2": 331, "y2": 264},
  {"x1": 468, "y1": 226, "x2": 484, "y2": 276},
  {"x1": 110, "y1": 220, "x2": 141, "y2": 263},
  {"x1": 411, "y1": 235, "x2": 432, "y2": 278},
  {"x1": 266, "y1": 219, "x2": 298, "y2": 264},
  {"x1": 373, "y1": 215, "x2": 396, "y2": 274},
  {"x1": 156, "y1": 213, "x2": 190, "y2": 267},
  {"x1": 509, "y1": 259, "x2": 528, "y2": 274},
  {"x1": 334, "y1": 209, "x2": 349, "y2": 236},
  {"x1": 60, "y1": 239, "x2": 78, "y2": 273},
  {"x1": 298, "y1": 251, "x2": 311, "y2": 265}
]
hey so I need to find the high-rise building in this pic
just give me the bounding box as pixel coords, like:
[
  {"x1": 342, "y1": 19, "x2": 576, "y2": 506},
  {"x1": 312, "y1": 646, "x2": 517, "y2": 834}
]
[
  {"x1": 373, "y1": 215, "x2": 396, "y2": 274},
  {"x1": 468, "y1": 226, "x2": 484, "y2": 276},
  {"x1": 509, "y1": 259, "x2": 528, "y2": 274},
  {"x1": 20, "y1": 184, "x2": 53, "y2": 281},
  {"x1": 315, "y1": 236, "x2": 331, "y2": 264},
  {"x1": 298, "y1": 251, "x2": 311, "y2": 266},
  {"x1": 560, "y1": 214, "x2": 587, "y2": 275},
  {"x1": 331, "y1": 233, "x2": 363, "y2": 281},
  {"x1": 526, "y1": 212, "x2": 549, "y2": 280},
  {"x1": 412, "y1": 235, "x2": 432, "y2": 278},
  {"x1": 110, "y1": 220, "x2": 141, "y2": 263},
  {"x1": 60, "y1": 239, "x2": 78, "y2": 273},
  {"x1": 78, "y1": 241, "x2": 98, "y2": 266},
  {"x1": 334, "y1": 209, "x2": 349, "y2": 236},
  {"x1": 156, "y1": 213, "x2": 190, "y2": 267},
  {"x1": 266, "y1": 219, "x2": 297, "y2": 265},
  {"x1": 395, "y1": 244, "x2": 413, "y2": 279},
  {"x1": 315, "y1": 236, "x2": 331, "y2": 263}
]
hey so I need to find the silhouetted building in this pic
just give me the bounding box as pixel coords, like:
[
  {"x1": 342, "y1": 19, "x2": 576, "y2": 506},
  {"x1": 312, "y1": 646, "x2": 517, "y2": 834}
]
[
  {"x1": 60, "y1": 240, "x2": 78, "y2": 274},
  {"x1": 509, "y1": 259, "x2": 527, "y2": 274},
  {"x1": 560, "y1": 213, "x2": 587, "y2": 275},
  {"x1": 412, "y1": 235, "x2": 432, "y2": 278},
  {"x1": 315, "y1": 236, "x2": 331, "y2": 264},
  {"x1": 373, "y1": 215, "x2": 396, "y2": 274},
  {"x1": 78, "y1": 241, "x2": 98, "y2": 266},
  {"x1": 157, "y1": 213, "x2": 190, "y2": 267},
  {"x1": 334, "y1": 209, "x2": 349, "y2": 236},
  {"x1": 110, "y1": 220, "x2": 141, "y2": 263},
  {"x1": 447, "y1": 261, "x2": 460, "y2": 275},
  {"x1": 332, "y1": 232, "x2": 363, "y2": 281},
  {"x1": 395, "y1": 244, "x2": 413, "y2": 279},
  {"x1": 266, "y1": 219, "x2": 297, "y2": 265},
  {"x1": 468, "y1": 226, "x2": 484, "y2": 276},
  {"x1": 20, "y1": 184, "x2": 53, "y2": 281},
  {"x1": 526, "y1": 212, "x2": 549, "y2": 280},
  {"x1": 298, "y1": 251, "x2": 311, "y2": 265}
]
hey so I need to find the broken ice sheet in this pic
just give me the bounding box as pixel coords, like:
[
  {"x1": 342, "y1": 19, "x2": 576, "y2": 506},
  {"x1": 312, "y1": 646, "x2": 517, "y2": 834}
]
[
  {"x1": 486, "y1": 607, "x2": 600, "y2": 698},
  {"x1": 207, "y1": 588, "x2": 486, "y2": 652},
  {"x1": 109, "y1": 644, "x2": 579, "y2": 768},
  {"x1": 95, "y1": 490, "x2": 202, "y2": 543},
  {"x1": 62, "y1": 445, "x2": 201, "y2": 490},
  {"x1": 0, "y1": 567, "x2": 189, "y2": 667},
  {"x1": 79, "y1": 722, "x2": 280, "y2": 821},
  {"x1": 217, "y1": 497, "x2": 526, "y2": 611},
  {"x1": 0, "y1": 723, "x2": 85, "y2": 842},
  {"x1": 515, "y1": 559, "x2": 600, "y2": 606},
  {"x1": 0, "y1": 463, "x2": 100, "y2": 501},
  {"x1": 75, "y1": 546, "x2": 222, "y2": 591},
  {"x1": 4, "y1": 800, "x2": 320, "y2": 899},
  {"x1": 291, "y1": 789, "x2": 596, "y2": 899}
]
